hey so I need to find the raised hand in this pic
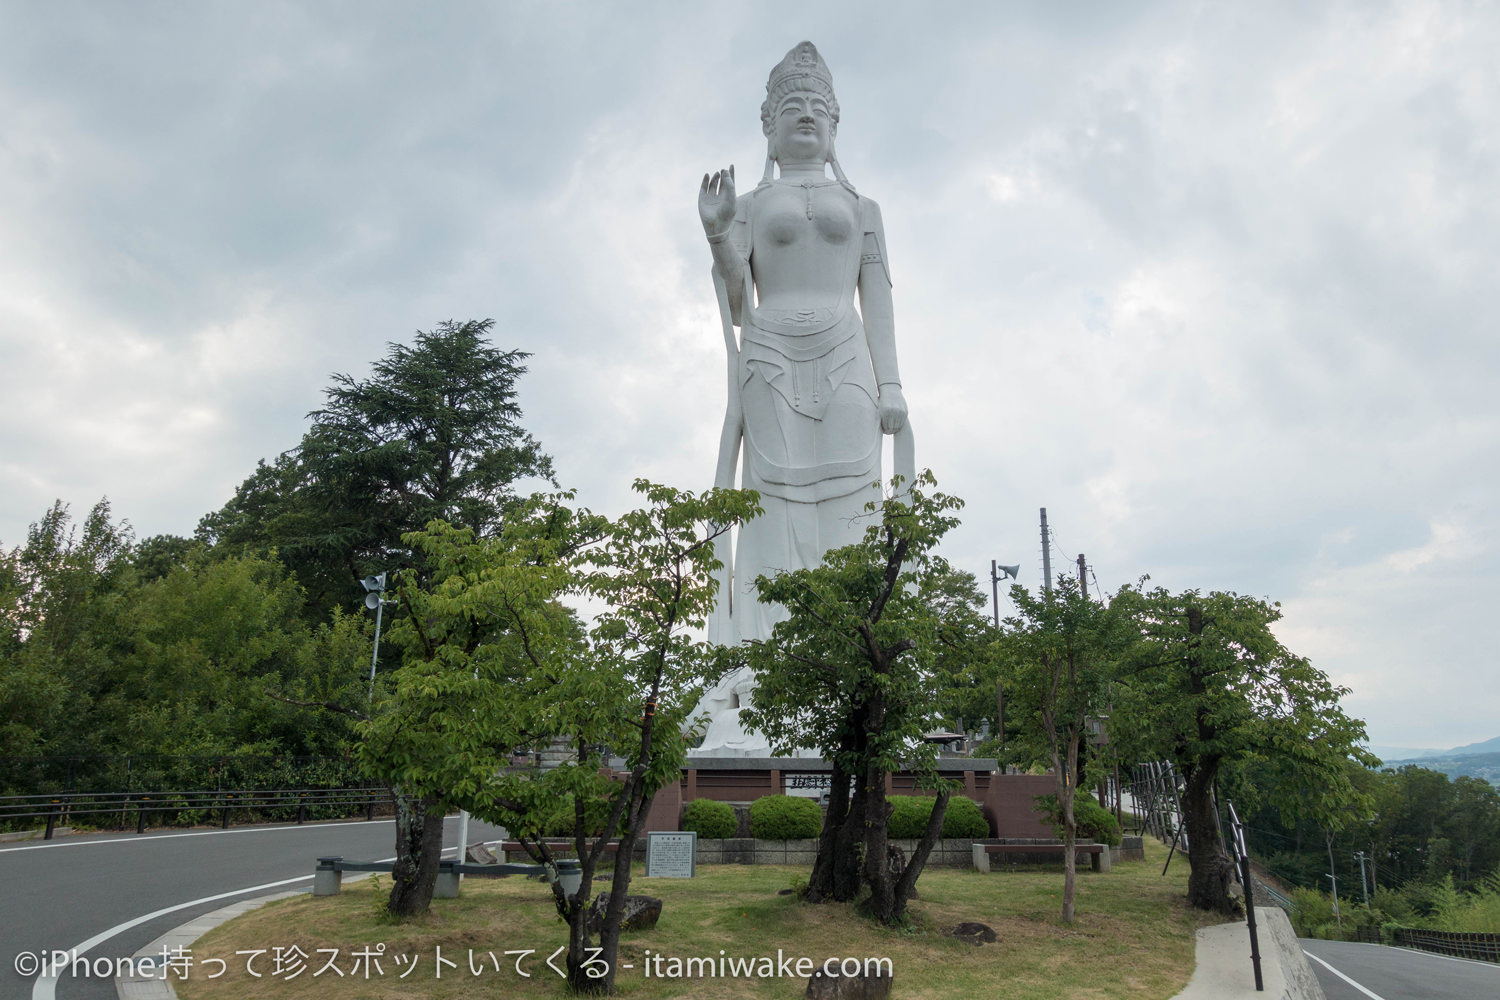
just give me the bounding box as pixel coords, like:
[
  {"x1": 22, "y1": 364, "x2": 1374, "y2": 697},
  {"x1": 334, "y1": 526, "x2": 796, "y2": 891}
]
[{"x1": 699, "y1": 165, "x2": 736, "y2": 238}]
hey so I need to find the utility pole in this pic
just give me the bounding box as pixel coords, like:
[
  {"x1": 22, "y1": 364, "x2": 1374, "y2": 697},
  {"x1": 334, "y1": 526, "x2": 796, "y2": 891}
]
[
  {"x1": 1040, "y1": 508, "x2": 1052, "y2": 593},
  {"x1": 991, "y1": 559, "x2": 1001, "y2": 627},
  {"x1": 1354, "y1": 851, "x2": 1370, "y2": 905},
  {"x1": 989, "y1": 559, "x2": 1018, "y2": 758},
  {"x1": 1077, "y1": 553, "x2": 1088, "y2": 600}
]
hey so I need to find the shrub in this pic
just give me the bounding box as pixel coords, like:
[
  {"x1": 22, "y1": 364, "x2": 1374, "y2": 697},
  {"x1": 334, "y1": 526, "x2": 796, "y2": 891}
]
[
  {"x1": 681, "y1": 798, "x2": 737, "y2": 840},
  {"x1": 941, "y1": 796, "x2": 991, "y2": 837},
  {"x1": 1290, "y1": 887, "x2": 1334, "y2": 937},
  {"x1": 1034, "y1": 794, "x2": 1123, "y2": 846},
  {"x1": 749, "y1": 795, "x2": 822, "y2": 840},
  {"x1": 885, "y1": 795, "x2": 989, "y2": 838}
]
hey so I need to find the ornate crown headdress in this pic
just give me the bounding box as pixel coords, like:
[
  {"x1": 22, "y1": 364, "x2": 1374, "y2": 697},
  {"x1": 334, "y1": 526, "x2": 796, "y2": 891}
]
[
  {"x1": 761, "y1": 41, "x2": 840, "y2": 135},
  {"x1": 757, "y1": 41, "x2": 854, "y2": 192}
]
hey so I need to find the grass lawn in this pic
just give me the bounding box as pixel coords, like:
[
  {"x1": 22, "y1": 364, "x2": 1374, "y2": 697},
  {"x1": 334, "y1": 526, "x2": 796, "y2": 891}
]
[{"x1": 177, "y1": 840, "x2": 1217, "y2": 999}]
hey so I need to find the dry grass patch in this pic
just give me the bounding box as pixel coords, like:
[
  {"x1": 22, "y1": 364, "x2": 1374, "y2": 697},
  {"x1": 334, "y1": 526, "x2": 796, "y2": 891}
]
[{"x1": 178, "y1": 841, "x2": 1217, "y2": 999}]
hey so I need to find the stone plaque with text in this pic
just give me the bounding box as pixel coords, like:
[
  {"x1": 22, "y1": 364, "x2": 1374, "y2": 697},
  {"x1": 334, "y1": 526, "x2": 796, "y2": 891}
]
[{"x1": 646, "y1": 831, "x2": 697, "y2": 878}]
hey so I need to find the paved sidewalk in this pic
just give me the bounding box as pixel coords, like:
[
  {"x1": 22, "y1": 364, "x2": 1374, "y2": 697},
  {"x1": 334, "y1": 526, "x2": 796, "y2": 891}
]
[{"x1": 1172, "y1": 907, "x2": 1326, "y2": 1000}]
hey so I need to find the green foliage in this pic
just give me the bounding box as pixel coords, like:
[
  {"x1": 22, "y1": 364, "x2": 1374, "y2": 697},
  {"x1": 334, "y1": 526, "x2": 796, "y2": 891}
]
[
  {"x1": 743, "y1": 473, "x2": 967, "y2": 779},
  {"x1": 1, "y1": 500, "x2": 363, "y2": 778},
  {"x1": 199, "y1": 319, "x2": 553, "y2": 619},
  {"x1": 940, "y1": 796, "x2": 990, "y2": 838},
  {"x1": 922, "y1": 567, "x2": 1004, "y2": 740},
  {"x1": 740, "y1": 473, "x2": 978, "y2": 923},
  {"x1": 682, "y1": 798, "x2": 737, "y2": 840},
  {"x1": 750, "y1": 795, "x2": 822, "y2": 840},
  {"x1": 1289, "y1": 887, "x2": 1335, "y2": 937},
  {"x1": 1035, "y1": 793, "x2": 1122, "y2": 846},
  {"x1": 1111, "y1": 587, "x2": 1376, "y2": 834},
  {"x1": 886, "y1": 794, "x2": 989, "y2": 839}
]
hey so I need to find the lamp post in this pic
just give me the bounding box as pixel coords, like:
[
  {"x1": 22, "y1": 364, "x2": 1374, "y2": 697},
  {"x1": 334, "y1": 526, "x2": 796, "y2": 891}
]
[
  {"x1": 361, "y1": 573, "x2": 392, "y2": 703},
  {"x1": 989, "y1": 560, "x2": 1019, "y2": 753}
]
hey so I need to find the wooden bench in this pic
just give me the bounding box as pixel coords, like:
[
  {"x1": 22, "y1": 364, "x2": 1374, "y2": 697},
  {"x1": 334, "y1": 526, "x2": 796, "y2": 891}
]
[{"x1": 972, "y1": 842, "x2": 1111, "y2": 873}]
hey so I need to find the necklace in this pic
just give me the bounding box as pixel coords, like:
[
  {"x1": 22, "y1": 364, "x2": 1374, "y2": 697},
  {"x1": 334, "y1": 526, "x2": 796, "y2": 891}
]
[{"x1": 774, "y1": 176, "x2": 838, "y2": 219}]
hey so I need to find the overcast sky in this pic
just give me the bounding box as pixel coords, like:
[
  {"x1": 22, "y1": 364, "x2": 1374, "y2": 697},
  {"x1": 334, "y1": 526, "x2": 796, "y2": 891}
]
[{"x1": 2, "y1": 1, "x2": 1495, "y2": 752}]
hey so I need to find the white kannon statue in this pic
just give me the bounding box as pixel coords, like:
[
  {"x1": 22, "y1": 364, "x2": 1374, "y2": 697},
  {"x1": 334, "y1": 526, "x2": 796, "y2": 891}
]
[{"x1": 692, "y1": 42, "x2": 915, "y2": 756}]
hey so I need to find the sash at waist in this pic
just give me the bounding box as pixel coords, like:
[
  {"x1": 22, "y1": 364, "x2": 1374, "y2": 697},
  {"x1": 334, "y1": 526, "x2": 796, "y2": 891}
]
[{"x1": 742, "y1": 306, "x2": 861, "y2": 363}]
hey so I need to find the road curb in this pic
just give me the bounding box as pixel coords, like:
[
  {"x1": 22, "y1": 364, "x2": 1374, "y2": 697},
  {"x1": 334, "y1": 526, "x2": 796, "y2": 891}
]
[{"x1": 114, "y1": 890, "x2": 304, "y2": 1000}]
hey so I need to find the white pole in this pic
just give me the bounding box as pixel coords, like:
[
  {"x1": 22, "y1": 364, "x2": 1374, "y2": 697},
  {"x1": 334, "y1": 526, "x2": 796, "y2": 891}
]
[
  {"x1": 455, "y1": 809, "x2": 471, "y2": 881},
  {"x1": 367, "y1": 597, "x2": 384, "y2": 703}
]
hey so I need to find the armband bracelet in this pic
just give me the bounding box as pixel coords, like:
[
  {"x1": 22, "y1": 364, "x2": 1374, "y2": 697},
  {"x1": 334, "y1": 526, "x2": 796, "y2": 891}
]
[{"x1": 706, "y1": 228, "x2": 732, "y2": 245}]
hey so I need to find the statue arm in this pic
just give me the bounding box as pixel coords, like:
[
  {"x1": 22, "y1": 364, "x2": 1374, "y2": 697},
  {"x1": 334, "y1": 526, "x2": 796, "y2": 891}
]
[
  {"x1": 708, "y1": 235, "x2": 748, "y2": 327},
  {"x1": 857, "y1": 199, "x2": 907, "y2": 434},
  {"x1": 701, "y1": 171, "x2": 750, "y2": 326}
]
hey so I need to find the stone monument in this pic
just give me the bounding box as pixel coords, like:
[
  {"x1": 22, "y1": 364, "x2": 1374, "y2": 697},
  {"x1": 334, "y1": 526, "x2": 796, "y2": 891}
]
[{"x1": 692, "y1": 42, "x2": 915, "y2": 756}]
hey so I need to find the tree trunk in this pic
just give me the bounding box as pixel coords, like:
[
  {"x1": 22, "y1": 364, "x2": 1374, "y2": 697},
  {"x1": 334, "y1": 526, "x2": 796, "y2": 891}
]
[
  {"x1": 593, "y1": 780, "x2": 655, "y2": 994},
  {"x1": 808, "y1": 758, "x2": 852, "y2": 902},
  {"x1": 833, "y1": 768, "x2": 867, "y2": 901},
  {"x1": 388, "y1": 790, "x2": 445, "y2": 917},
  {"x1": 894, "y1": 788, "x2": 949, "y2": 918},
  {"x1": 1059, "y1": 738, "x2": 1078, "y2": 923},
  {"x1": 861, "y1": 760, "x2": 895, "y2": 922},
  {"x1": 1182, "y1": 765, "x2": 1239, "y2": 915}
]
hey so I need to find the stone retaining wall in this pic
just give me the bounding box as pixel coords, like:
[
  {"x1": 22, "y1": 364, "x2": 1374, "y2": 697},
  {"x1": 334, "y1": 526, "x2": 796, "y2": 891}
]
[{"x1": 500, "y1": 834, "x2": 1144, "y2": 869}]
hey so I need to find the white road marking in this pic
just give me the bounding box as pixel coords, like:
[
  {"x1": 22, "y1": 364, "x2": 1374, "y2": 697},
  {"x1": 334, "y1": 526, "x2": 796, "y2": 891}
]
[
  {"x1": 31, "y1": 873, "x2": 315, "y2": 1000},
  {"x1": 1387, "y1": 944, "x2": 1500, "y2": 969},
  {"x1": 1303, "y1": 950, "x2": 1388, "y2": 1000},
  {"x1": 0, "y1": 818, "x2": 380, "y2": 853},
  {"x1": 29, "y1": 848, "x2": 461, "y2": 999}
]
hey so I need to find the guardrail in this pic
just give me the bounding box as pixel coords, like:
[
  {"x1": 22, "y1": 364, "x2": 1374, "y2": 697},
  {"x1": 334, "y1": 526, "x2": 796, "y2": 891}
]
[
  {"x1": 1391, "y1": 927, "x2": 1500, "y2": 963},
  {"x1": 314, "y1": 855, "x2": 582, "y2": 899},
  {"x1": 0, "y1": 786, "x2": 391, "y2": 838}
]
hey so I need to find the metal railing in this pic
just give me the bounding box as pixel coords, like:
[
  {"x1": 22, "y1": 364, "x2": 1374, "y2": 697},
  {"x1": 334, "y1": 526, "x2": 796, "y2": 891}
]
[
  {"x1": 1, "y1": 785, "x2": 390, "y2": 838},
  {"x1": 1391, "y1": 927, "x2": 1500, "y2": 963}
]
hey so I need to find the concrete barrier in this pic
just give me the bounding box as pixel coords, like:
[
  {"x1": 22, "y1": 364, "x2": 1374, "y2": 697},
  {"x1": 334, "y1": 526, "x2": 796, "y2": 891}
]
[{"x1": 1171, "y1": 907, "x2": 1325, "y2": 1000}]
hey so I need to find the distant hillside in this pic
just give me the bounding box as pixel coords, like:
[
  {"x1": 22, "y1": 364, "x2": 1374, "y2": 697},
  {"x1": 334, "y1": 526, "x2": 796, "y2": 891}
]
[
  {"x1": 1381, "y1": 750, "x2": 1500, "y2": 785},
  {"x1": 1445, "y1": 735, "x2": 1500, "y2": 756},
  {"x1": 1366, "y1": 734, "x2": 1500, "y2": 764}
]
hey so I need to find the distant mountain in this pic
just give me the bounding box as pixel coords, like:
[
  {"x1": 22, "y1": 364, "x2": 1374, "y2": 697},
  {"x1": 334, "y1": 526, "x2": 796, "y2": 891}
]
[
  {"x1": 1443, "y1": 735, "x2": 1500, "y2": 756},
  {"x1": 1378, "y1": 751, "x2": 1500, "y2": 786},
  {"x1": 1364, "y1": 735, "x2": 1500, "y2": 764},
  {"x1": 1366, "y1": 745, "x2": 1449, "y2": 763}
]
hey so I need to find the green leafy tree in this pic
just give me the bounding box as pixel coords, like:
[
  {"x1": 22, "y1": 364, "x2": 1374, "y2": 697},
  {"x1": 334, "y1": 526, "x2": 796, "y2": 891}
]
[
  {"x1": 199, "y1": 319, "x2": 553, "y2": 617},
  {"x1": 0, "y1": 500, "x2": 134, "y2": 764},
  {"x1": 925, "y1": 565, "x2": 1004, "y2": 741},
  {"x1": 1000, "y1": 578, "x2": 1127, "y2": 921},
  {"x1": 358, "y1": 501, "x2": 589, "y2": 917},
  {"x1": 360, "y1": 481, "x2": 759, "y2": 993},
  {"x1": 741, "y1": 472, "x2": 974, "y2": 925},
  {"x1": 1111, "y1": 587, "x2": 1376, "y2": 914}
]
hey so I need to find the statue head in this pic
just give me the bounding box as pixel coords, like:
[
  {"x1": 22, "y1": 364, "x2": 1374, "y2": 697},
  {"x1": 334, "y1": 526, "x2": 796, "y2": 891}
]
[
  {"x1": 761, "y1": 41, "x2": 840, "y2": 141},
  {"x1": 758, "y1": 41, "x2": 853, "y2": 189}
]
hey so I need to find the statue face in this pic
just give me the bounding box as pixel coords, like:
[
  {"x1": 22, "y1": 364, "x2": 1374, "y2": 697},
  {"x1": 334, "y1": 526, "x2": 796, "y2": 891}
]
[{"x1": 772, "y1": 91, "x2": 834, "y2": 164}]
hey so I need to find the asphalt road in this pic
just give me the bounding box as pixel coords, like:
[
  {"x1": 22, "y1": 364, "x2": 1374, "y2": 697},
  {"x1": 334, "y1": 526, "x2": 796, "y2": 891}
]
[
  {"x1": 0, "y1": 815, "x2": 507, "y2": 1000},
  {"x1": 1301, "y1": 938, "x2": 1500, "y2": 1000}
]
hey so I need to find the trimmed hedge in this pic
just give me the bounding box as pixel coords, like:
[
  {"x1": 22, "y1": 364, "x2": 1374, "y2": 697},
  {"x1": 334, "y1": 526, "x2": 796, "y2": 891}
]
[
  {"x1": 1034, "y1": 793, "x2": 1123, "y2": 846},
  {"x1": 749, "y1": 794, "x2": 823, "y2": 840},
  {"x1": 886, "y1": 794, "x2": 990, "y2": 839},
  {"x1": 682, "y1": 798, "x2": 737, "y2": 840}
]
